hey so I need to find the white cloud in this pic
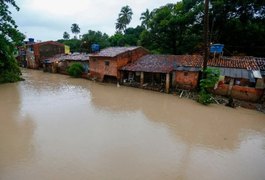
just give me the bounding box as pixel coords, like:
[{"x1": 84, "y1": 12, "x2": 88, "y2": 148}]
[{"x1": 11, "y1": 0, "x2": 177, "y2": 41}]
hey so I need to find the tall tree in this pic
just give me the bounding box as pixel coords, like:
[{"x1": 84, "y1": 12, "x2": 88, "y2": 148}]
[
  {"x1": 209, "y1": 0, "x2": 265, "y2": 56},
  {"x1": 71, "y1": 23, "x2": 80, "y2": 39},
  {"x1": 115, "y1": 5, "x2": 133, "y2": 33},
  {"x1": 0, "y1": 0, "x2": 25, "y2": 83},
  {"x1": 81, "y1": 30, "x2": 110, "y2": 52},
  {"x1": 140, "y1": 2, "x2": 203, "y2": 54},
  {"x1": 140, "y1": 9, "x2": 152, "y2": 29},
  {"x1": 63, "y1": 32, "x2": 70, "y2": 40}
]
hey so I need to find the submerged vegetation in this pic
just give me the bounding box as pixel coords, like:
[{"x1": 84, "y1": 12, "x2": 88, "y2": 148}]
[
  {"x1": 67, "y1": 63, "x2": 84, "y2": 78},
  {"x1": 0, "y1": 0, "x2": 25, "y2": 83}
]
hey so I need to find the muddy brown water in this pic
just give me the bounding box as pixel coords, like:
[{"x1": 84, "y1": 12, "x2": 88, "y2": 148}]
[{"x1": 0, "y1": 69, "x2": 265, "y2": 180}]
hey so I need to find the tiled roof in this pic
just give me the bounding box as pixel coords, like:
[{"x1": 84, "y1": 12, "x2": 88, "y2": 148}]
[
  {"x1": 121, "y1": 55, "x2": 203, "y2": 73},
  {"x1": 174, "y1": 55, "x2": 203, "y2": 67},
  {"x1": 47, "y1": 53, "x2": 89, "y2": 63},
  {"x1": 122, "y1": 55, "x2": 263, "y2": 73},
  {"x1": 90, "y1": 46, "x2": 140, "y2": 57},
  {"x1": 27, "y1": 41, "x2": 64, "y2": 47},
  {"x1": 208, "y1": 56, "x2": 259, "y2": 70},
  {"x1": 63, "y1": 53, "x2": 90, "y2": 61},
  {"x1": 254, "y1": 57, "x2": 265, "y2": 71}
]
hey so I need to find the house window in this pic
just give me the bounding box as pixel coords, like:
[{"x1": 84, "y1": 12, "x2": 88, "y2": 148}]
[
  {"x1": 184, "y1": 71, "x2": 188, "y2": 76},
  {"x1": 105, "y1": 61, "x2": 110, "y2": 66}
]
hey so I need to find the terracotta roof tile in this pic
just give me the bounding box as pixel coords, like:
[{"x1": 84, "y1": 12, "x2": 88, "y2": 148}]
[
  {"x1": 47, "y1": 53, "x2": 90, "y2": 62},
  {"x1": 121, "y1": 55, "x2": 203, "y2": 73},
  {"x1": 90, "y1": 46, "x2": 140, "y2": 57},
  {"x1": 254, "y1": 57, "x2": 265, "y2": 70},
  {"x1": 122, "y1": 55, "x2": 263, "y2": 73},
  {"x1": 208, "y1": 56, "x2": 259, "y2": 70}
]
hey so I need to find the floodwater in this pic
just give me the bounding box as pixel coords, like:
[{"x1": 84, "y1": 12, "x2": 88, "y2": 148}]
[{"x1": 0, "y1": 69, "x2": 265, "y2": 180}]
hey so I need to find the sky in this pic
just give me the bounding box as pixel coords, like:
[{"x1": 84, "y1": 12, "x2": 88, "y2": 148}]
[{"x1": 11, "y1": 0, "x2": 177, "y2": 41}]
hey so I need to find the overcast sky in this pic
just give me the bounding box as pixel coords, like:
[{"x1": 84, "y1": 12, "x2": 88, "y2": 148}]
[{"x1": 11, "y1": 0, "x2": 177, "y2": 41}]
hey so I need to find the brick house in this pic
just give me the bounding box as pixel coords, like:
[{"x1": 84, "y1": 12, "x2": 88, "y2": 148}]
[
  {"x1": 208, "y1": 56, "x2": 264, "y2": 102},
  {"x1": 44, "y1": 53, "x2": 90, "y2": 78},
  {"x1": 173, "y1": 55, "x2": 203, "y2": 89},
  {"x1": 89, "y1": 46, "x2": 149, "y2": 82},
  {"x1": 20, "y1": 41, "x2": 65, "y2": 69},
  {"x1": 121, "y1": 55, "x2": 203, "y2": 93}
]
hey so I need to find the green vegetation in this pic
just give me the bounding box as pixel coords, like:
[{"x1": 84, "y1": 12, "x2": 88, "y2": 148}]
[
  {"x1": 116, "y1": 5, "x2": 133, "y2": 33},
  {"x1": 198, "y1": 68, "x2": 220, "y2": 105},
  {"x1": 67, "y1": 63, "x2": 83, "y2": 78},
  {"x1": 59, "y1": 1, "x2": 265, "y2": 56},
  {"x1": 81, "y1": 30, "x2": 110, "y2": 52},
  {"x1": 71, "y1": 23, "x2": 80, "y2": 39},
  {"x1": 0, "y1": 0, "x2": 25, "y2": 84},
  {"x1": 63, "y1": 32, "x2": 70, "y2": 40}
]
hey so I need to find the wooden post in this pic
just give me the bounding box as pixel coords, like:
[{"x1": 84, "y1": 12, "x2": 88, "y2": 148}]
[
  {"x1": 166, "y1": 73, "x2": 170, "y2": 93},
  {"x1": 228, "y1": 78, "x2": 234, "y2": 96},
  {"x1": 172, "y1": 71, "x2": 176, "y2": 87},
  {"x1": 119, "y1": 71, "x2": 124, "y2": 84},
  {"x1": 140, "y1": 72, "x2": 144, "y2": 86}
]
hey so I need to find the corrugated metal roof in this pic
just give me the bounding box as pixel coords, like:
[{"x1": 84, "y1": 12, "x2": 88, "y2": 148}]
[
  {"x1": 90, "y1": 46, "x2": 140, "y2": 57},
  {"x1": 174, "y1": 66, "x2": 201, "y2": 72},
  {"x1": 252, "y1": 70, "x2": 262, "y2": 78},
  {"x1": 209, "y1": 67, "x2": 250, "y2": 79},
  {"x1": 208, "y1": 66, "x2": 263, "y2": 80}
]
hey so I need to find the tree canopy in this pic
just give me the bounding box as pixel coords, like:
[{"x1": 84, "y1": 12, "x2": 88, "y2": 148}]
[
  {"x1": 59, "y1": 1, "x2": 265, "y2": 56},
  {"x1": 0, "y1": 0, "x2": 25, "y2": 83},
  {"x1": 139, "y1": 0, "x2": 265, "y2": 56},
  {"x1": 71, "y1": 23, "x2": 80, "y2": 39},
  {"x1": 63, "y1": 32, "x2": 70, "y2": 40},
  {"x1": 81, "y1": 30, "x2": 110, "y2": 52},
  {"x1": 116, "y1": 5, "x2": 133, "y2": 33}
]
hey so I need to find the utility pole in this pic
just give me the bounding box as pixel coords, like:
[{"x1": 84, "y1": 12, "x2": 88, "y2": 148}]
[{"x1": 202, "y1": 0, "x2": 209, "y2": 79}]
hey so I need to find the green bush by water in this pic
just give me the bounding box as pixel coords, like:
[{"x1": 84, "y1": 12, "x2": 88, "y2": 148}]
[
  {"x1": 67, "y1": 63, "x2": 83, "y2": 78},
  {"x1": 198, "y1": 68, "x2": 220, "y2": 105}
]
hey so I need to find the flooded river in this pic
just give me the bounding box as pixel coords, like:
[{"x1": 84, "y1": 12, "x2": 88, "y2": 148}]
[{"x1": 1, "y1": 69, "x2": 265, "y2": 180}]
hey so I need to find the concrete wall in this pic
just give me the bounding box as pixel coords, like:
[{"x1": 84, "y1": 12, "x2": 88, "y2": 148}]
[
  {"x1": 213, "y1": 84, "x2": 264, "y2": 102},
  {"x1": 174, "y1": 71, "x2": 200, "y2": 90}
]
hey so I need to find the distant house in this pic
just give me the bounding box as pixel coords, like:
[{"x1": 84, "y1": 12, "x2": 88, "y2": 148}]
[
  {"x1": 255, "y1": 57, "x2": 265, "y2": 102},
  {"x1": 121, "y1": 55, "x2": 203, "y2": 93},
  {"x1": 19, "y1": 41, "x2": 65, "y2": 69},
  {"x1": 89, "y1": 46, "x2": 149, "y2": 82},
  {"x1": 44, "y1": 53, "x2": 90, "y2": 78},
  {"x1": 173, "y1": 55, "x2": 203, "y2": 90},
  {"x1": 208, "y1": 56, "x2": 264, "y2": 102}
]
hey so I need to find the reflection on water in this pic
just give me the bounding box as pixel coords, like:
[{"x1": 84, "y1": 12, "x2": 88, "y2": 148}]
[{"x1": 0, "y1": 69, "x2": 265, "y2": 180}]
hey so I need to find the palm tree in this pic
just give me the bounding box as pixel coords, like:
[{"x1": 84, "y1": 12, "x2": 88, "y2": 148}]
[
  {"x1": 140, "y1": 9, "x2": 151, "y2": 29},
  {"x1": 63, "y1": 32, "x2": 70, "y2": 40},
  {"x1": 116, "y1": 5, "x2": 133, "y2": 33},
  {"x1": 71, "y1": 23, "x2": 80, "y2": 39},
  {"x1": 115, "y1": 19, "x2": 126, "y2": 33}
]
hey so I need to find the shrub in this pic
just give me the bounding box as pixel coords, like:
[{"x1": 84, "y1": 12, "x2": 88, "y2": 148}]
[
  {"x1": 67, "y1": 63, "x2": 83, "y2": 78},
  {"x1": 198, "y1": 89, "x2": 213, "y2": 105},
  {"x1": 198, "y1": 68, "x2": 220, "y2": 105}
]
